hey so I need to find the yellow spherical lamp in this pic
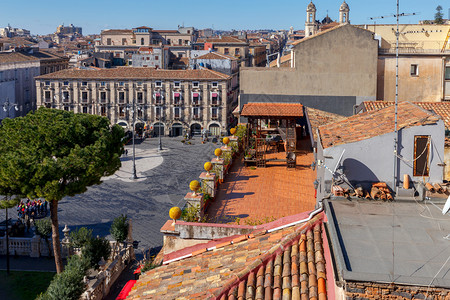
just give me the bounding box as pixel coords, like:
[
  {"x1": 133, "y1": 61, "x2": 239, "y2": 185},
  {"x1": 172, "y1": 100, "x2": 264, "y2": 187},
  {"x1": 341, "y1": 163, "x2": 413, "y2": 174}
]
[
  {"x1": 169, "y1": 206, "x2": 182, "y2": 226},
  {"x1": 214, "y1": 148, "x2": 222, "y2": 159},
  {"x1": 223, "y1": 137, "x2": 230, "y2": 148},
  {"x1": 204, "y1": 161, "x2": 213, "y2": 176},
  {"x1": 189, "y1": 180, "x2": 200, "y2": 196},
  {"x1": 230, "y1": 127, "x2": 236, "y2": 136}
]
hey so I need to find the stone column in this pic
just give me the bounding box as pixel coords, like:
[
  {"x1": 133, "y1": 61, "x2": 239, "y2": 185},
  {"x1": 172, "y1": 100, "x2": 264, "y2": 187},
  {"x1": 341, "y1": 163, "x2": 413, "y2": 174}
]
[
  {"x1": 199, "y1": 172, "x2": 217, "y2": 198},
  {"x1": 211, "y1": 157, "x2": 225, "y2": 183},
  {"x1": 184, "y1": 192, "x2": 205, "y2": 219},
  {"x1": 221, "y1": 145, "x2": 233, "y2": 165},
  {"x1": 73, "y1": 81, "x2": 80, "y2": 113},
  {"x1": 30, "y1": 234, "x2": 41, "y2": 258},
  {"x1": 202, "y1": 82, "x2": 208, "y2": 125}
]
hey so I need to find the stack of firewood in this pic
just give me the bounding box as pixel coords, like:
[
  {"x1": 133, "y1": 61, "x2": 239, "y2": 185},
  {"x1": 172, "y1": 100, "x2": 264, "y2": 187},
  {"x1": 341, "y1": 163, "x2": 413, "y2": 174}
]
[
  {"x1": 425, "y1": 182, "x2": 448, "y2": 194},
  {"x1": 370, "y1": 182, "x2": 393, "y2": 200},
  {"x1": 332, "y1": 182, "x2": 393, "y2": 200}
]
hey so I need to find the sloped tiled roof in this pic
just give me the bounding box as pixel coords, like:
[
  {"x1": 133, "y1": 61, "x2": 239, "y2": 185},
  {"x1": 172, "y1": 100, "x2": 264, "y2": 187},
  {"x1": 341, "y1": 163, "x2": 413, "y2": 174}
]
[
  {"x1": 0, "y1": 52, "x2": 39, "y2": 64},
  {"x1": 291, "y1": 24, "x2": 345, "y2": 46},
  {"x1": 362, "y1": 100, "x2": 450, "y2": 130},
  {"x1": 128, "y1": 214, "x2": 327, "y2": 299},
  {"x1": 240, "y1": 103, "x2": 304, "y2": 118},
  {"x1": 101, "y1": 29, "x2": 133, "y2": 35},
  {"x1": 319, "y1": 21, "x2": 341, "y2": 32},
  {"x1": 195, "y1": 52, "x2": 238, "y2": 61},
  {"x1": 319, "y1": 101, "x2": 441, "y2": 149},
  {"x1": 269, "y1": 54, "x2": 292, "y2": 68},
  {"x1": 306, "y1": 107, "x2": 346, "y2": 141},
  {"x1": 206, "y1": 36, "x2": 248, "y2": 45},
  {"x1": 36, "y1": 67, "x2": 231, "y2": 80}
]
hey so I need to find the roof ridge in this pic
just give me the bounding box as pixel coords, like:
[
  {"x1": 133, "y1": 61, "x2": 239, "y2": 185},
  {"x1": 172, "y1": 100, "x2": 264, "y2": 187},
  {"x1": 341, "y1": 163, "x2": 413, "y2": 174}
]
[{"x1": 209, "y1": 213, "x2": 324, "y2": 299}]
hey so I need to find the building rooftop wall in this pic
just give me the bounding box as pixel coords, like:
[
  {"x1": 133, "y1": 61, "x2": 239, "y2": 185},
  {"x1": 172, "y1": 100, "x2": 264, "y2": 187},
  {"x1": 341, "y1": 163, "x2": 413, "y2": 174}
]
[{"x1": 36, "y1": 67, "x2": 231, "y2": 81}]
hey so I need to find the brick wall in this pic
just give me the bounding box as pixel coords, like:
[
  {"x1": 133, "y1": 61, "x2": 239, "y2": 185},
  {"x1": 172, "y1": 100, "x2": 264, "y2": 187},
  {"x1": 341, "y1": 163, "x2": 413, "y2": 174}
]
[{"x1": 345, "y1": 281, "x2": 450, "y2": 300}]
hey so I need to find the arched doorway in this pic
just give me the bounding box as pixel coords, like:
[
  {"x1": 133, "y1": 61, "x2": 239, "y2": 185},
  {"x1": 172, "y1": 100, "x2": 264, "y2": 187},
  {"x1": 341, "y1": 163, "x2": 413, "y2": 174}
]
[
  {"x1": 171, "y1": 123, "x2": 183, "y2": 137},
  {"x1": 190, "y1": 123, "x2": 201, "y2": 136},
  {"x1": 135, "y1": 122, "x2": 145, "y2": 138},
  {"x1": 209, "y1": 124, "x2": 220, "y2": 136},
  {"x1": 153, "y1": 122, "x2": 164, "y2": 137}
]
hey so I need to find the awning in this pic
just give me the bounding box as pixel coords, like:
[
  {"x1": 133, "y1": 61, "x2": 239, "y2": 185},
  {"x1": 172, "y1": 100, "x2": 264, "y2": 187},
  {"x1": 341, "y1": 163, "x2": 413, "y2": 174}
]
[
  {"x1": 212, "y1": 93, "x2": 218, "y2": 97},
  {"x1": 193, "y1": 93, "x2": 199, "y2": 97},
  {"x1": 174, "y1": 93, "x2": 180, "y2": 97},
  {"x1": 155, "y1": 93, "x2": 160, "y2": 97},
  {"x1": 240, "y1": 103, "x2": 304, "y2": 118}
]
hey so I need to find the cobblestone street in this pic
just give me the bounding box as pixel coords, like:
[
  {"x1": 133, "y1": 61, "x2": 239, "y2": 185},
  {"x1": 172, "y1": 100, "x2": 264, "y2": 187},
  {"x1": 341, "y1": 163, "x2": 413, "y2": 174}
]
[{"x1": 1, "y1": 137, "x2": 218, "y2": 254}]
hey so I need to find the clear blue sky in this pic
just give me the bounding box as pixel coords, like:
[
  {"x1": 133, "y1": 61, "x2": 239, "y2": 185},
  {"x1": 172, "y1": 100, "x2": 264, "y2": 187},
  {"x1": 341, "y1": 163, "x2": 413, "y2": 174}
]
[{"x1": 1, "y1": 0, "x2": 448, "y2": 35}]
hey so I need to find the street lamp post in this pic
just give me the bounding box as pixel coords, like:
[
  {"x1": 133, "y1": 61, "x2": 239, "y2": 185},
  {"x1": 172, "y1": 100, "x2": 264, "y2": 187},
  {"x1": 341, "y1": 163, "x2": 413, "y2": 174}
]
[
  {"x1": 158, "y1": 92, "x2": 163, "y2": 151},
  {"x1": 2, "y1": 99, "x2": 17, "y2": 275},
  {"x1": 2, "y1": 98, "x2": 18, "y2": 119},
  {"x1": 126, "y1": 98, "x2": 139, "y2": 180}
]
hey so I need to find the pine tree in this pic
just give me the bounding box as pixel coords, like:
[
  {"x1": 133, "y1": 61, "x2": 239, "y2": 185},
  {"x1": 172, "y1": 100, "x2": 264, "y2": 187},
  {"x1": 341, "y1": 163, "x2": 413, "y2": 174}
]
[
  {"x1": 0, "y1": 108, "x2": 124, "y2": 273},
  {"x1": 435, "y1": 5, "x2": 444, "y2": 24}
]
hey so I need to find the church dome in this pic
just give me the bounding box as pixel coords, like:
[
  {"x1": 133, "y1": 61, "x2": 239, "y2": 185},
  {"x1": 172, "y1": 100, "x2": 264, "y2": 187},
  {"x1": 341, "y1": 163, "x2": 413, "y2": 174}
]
[
  {"x1": 307, "y1": 1, "x2": 316, "y2": 11},
  {"x1": 340, "y1": 1, "x2": 349, "y2": 11}
]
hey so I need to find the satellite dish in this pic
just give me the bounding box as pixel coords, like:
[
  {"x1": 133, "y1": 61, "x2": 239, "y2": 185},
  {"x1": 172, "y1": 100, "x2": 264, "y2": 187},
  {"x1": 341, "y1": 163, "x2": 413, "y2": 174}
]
[
  {"x1": 333, "y1": 149, "x2": 346, "y2": 174},
  {"x1": 443, "y1": 194, "x2": 450, "y2": 215}
]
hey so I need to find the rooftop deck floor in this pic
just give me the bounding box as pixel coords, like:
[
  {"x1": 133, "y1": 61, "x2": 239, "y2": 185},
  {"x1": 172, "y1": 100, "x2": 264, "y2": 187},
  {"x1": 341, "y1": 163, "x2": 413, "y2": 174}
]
[{"x1": 206, "y1": 137, "x2": 317, "y2": 224}]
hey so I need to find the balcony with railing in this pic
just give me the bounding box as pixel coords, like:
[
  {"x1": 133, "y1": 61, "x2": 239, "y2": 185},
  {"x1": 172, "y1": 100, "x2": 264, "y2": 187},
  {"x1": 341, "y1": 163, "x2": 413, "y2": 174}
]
[
  {"x1": 192, "y1": 92, "x2": 201, "y2": 106},
  {"x1": 173, "y1": 92, "x2": 183, "y2": 106},
  {"x1": 211, "y1": 93, "x2": 220, "y2": 106}
]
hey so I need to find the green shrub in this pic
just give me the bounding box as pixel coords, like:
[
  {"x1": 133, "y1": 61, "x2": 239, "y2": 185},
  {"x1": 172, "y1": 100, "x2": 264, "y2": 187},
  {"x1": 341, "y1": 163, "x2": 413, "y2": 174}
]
[
  {"x1": 181, "y1": 204, "x2": 207, "y2": 223},
  {"x1": 110, "y1": 214, "x2": 129, "y2": 243},
  {"x1": 69, "y1": 227, "x2": 93, "y2": 249},
  {"x1": 35, "y1": 218, "x2": 52, "y2": 238},
  {"x1": 40, "y1": 255, "x2": 89, "y2": 300},
  {"x1": 83, "y1": 237, "x2": 111, "y2": 269}
]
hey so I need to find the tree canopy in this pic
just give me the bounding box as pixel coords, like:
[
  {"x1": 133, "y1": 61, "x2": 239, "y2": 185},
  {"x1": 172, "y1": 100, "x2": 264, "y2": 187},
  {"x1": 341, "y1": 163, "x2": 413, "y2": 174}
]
[
  {"x1": 0, "y1": 108, "x2": 124, "y2": 272},
  {"x1": 435, "y1": 5, "x2": 444, "y2": 24},
  {"x1": 0, "y1": 108, "x2": 124, "y2": 201}
]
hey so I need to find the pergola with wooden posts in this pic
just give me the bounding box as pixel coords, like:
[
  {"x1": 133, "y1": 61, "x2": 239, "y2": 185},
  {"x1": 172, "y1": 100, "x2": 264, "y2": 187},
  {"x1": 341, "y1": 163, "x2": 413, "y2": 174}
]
[{"x1": 240, "y1": 102, "x2": 304, "y2": 168}]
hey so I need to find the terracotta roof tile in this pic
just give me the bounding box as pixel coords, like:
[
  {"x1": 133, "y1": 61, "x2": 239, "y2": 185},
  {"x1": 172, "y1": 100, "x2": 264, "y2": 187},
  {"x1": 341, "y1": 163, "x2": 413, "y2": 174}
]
[
  {"x1": 240, "y1": 103, "x2": 304, "y2": 118},
  {"x1": 306, "y1": 107, "x2": 346, "y2": 142},
  {"x1": 35, "y1": 67, "x2": 230, "y2": 80},
  {"x1": 363, "y1": 100, "x2": 450, "y2": 130},
  {"x1": 127, "y1": 214, "x2": 327, "y2": 299},
  {"x1": 319, "y1": 101, "x2": 441, "y2": 149},
  {"x1": 0, "y1": 52, "x2": 39, "y2": 64},
  {"x1": 195, "y1": 52, "x2": 238, "y2": 61},
  {"x1": 206, "y1": 36, "x2": 248, "y2": 45},
  {"x1": 101, "y1": 29, "x2": 133, "y2": 35}
]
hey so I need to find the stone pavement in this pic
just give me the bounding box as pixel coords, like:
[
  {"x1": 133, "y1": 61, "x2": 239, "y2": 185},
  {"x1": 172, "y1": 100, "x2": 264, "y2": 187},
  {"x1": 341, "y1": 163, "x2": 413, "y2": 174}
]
[
  {"x1": 207, "y1": 137, "x2": 317, "y2": 223},
  {"x1": 0, "y1": 255, "x2": 58, "y2": 272},
  {"x1": 0, "y1": 137, "x2": 219, "y2": 254}
]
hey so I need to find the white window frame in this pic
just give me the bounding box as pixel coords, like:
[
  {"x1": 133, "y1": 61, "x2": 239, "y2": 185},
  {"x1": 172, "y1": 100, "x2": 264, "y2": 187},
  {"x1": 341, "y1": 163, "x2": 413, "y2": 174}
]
[
  {"x1": 212, "y1": 81, "x2": 218, "y2": 87},
  {"x1": 193, "y1": 107, "x2": 200, "y2": 118},
  {"x1": 155, "y1": 81, "x2": 162, "y2": 87},
  {"x1": 193, "y1": 81, "x2": 199, "y2": 88},
  {"x1": 211, "y1": 107, "x2": 219, "y2": 119},
  {"x1": 174, "y1": 81, "x2": 181, "y2": 88},
  {"x1": 174, "y1": 107, "x2": 181, "y2": 118}
]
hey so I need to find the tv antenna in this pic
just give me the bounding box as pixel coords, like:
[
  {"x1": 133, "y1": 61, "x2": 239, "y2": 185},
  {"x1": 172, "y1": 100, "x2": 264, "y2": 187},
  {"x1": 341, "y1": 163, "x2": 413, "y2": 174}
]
[{"x1": 370, "y1": 1, "x2": 419, "y2": 285}]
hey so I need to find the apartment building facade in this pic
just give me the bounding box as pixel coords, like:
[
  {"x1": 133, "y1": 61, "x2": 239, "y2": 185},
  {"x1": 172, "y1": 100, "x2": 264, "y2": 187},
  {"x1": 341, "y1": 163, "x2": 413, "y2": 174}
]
[
  {"x1": 35, "y1": 68, "x2": 233, "y2": 136},
  {"x1": 0, "y1": 51, "x2": 69, "y2": 121},
  {"x1": 95, "y1": 26, "x2": 198, "y2": 63}
]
